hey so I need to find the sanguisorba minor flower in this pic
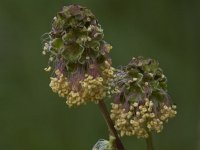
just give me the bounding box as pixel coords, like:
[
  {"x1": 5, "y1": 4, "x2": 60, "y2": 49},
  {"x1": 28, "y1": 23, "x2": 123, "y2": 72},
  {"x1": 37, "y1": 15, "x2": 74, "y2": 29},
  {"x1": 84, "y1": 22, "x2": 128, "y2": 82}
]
[
  {"x1": 110, "y1": 56, "x2": 177, "y2": 138},
  {"x1": 42, "y1": 5, "x2": 114, "y2": 107}
]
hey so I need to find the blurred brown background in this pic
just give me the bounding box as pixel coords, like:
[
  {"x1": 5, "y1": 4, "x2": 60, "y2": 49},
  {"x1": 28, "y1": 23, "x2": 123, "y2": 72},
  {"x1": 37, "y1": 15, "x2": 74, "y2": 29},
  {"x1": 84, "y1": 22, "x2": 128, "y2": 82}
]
[{"x1": 0, "y1": 0, "x2": 199, "y2": 150}]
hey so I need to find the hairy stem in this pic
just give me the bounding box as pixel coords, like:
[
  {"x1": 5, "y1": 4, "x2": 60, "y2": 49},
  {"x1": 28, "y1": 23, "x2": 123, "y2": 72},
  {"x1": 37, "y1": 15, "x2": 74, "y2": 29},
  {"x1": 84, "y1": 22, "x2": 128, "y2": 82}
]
[
  {"x1": 98, "y1": 100, "x2": 125, "y2": 150},
  {"x1": 146, "y1": 133, "x2": 154, "y2": 150}
]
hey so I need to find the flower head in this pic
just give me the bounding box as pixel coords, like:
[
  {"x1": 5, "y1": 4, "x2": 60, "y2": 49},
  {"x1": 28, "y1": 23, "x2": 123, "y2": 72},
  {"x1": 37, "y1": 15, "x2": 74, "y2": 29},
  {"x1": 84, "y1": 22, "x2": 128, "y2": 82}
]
[
  {"x1": 42, "y1": 5, "x2": 114, "y2": 107},
  {"x1": 110, "y1": 56, "x2": 177, "y2": 138}
]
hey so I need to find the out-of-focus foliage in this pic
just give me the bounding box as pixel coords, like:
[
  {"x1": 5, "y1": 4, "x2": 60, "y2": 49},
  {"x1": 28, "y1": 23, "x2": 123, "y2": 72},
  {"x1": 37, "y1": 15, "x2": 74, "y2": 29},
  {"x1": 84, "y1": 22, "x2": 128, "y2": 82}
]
[{"x1": 0, "y1": 0, "x2": 199, "y2": 150}]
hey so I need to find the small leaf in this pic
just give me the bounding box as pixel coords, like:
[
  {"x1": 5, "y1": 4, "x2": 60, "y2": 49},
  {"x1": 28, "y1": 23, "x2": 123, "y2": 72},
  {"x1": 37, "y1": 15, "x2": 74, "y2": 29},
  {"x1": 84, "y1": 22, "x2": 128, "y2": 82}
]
[
  {"x1": 63, "y1": 43, "x2": 84, "y2": 62},
  {"x1": 62, "y1": 31, "x2": 76, "y2": 42},
  {"x1": 87, "y1": 40, "x2": 100, "y2": 51},
  {"x1": 51, "y1": 38, "x2": 63, "y2": 49}
]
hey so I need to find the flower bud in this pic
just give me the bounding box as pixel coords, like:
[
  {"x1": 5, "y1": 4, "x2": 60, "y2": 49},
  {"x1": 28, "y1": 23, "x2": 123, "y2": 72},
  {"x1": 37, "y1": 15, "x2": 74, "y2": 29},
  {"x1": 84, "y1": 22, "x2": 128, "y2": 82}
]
[{"x1": 92, "y1": 136, "x2": 115, "y2": 150}]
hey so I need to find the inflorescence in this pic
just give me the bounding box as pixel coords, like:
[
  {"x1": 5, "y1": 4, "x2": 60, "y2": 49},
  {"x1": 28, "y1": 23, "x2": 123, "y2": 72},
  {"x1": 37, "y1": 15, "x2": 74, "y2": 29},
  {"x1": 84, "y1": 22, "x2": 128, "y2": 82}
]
[
  {"x1": 110, "y1": 57, "x2": 177, "y2": 138},
  {"x1": 42, "y1": 5, "x2": 114, "y2": 107},
  {"x1": 42, "y1": 4, "x2": 177, "y2": 139}
]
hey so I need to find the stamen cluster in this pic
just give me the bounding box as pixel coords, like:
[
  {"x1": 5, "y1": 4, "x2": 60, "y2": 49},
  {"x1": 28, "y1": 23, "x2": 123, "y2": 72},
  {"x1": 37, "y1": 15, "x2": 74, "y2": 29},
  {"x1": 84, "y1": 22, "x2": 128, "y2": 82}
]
[
  {"x1": 110, "y1": 57, "x2": 177, "y2": 138},
  {"x1": 48, "y1": 62, "x2": 114, "y2": 107},
  {"x1": 49, "y1": 69, "x2": 69, "y2": 98}
]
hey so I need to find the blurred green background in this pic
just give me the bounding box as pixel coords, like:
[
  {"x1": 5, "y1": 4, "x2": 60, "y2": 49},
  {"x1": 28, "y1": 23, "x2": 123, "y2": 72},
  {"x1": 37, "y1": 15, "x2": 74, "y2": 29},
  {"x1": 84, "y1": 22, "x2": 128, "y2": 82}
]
[{"x1": 0, "y1": 0, "x2": 199, "y2": 150}]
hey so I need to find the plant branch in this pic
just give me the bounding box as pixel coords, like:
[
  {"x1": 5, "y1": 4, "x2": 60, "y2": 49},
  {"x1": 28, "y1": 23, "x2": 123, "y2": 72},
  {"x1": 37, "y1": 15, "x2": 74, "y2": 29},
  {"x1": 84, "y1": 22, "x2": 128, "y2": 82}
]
[
  {"x1": 146, "y1": 132, "x2": 154, "y2": 150},
  {"x1": 98, "y1": 100, "x2": 125, "y2": 150}
]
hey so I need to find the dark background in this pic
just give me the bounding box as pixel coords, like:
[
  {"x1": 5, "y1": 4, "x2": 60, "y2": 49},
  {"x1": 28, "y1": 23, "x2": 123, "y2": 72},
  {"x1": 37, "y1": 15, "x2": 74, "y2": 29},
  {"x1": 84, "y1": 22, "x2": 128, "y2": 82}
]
[{"x1": 0, "y1": 0, "x2": 199, "y2": 150}]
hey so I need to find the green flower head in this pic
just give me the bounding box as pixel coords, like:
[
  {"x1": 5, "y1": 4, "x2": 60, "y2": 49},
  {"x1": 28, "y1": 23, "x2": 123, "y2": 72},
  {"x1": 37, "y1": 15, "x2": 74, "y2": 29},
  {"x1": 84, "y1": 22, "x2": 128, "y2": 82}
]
[
  {"x1": 42, "y1": 5, "x2": 114, "y2": 107},
  {"x1": 110, "y1": 56, "x2": 177, "y2": 138}
]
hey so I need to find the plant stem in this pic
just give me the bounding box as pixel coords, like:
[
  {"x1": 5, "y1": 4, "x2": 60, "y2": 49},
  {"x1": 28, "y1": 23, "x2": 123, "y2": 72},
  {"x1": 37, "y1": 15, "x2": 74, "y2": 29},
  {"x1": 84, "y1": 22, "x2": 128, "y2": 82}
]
[
  {"x1": 98, "y1": 100, "x2": 125, "y2": 150},
  {"x1": 146, "y1": 132, "x2": 154, "y2": 150}
]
